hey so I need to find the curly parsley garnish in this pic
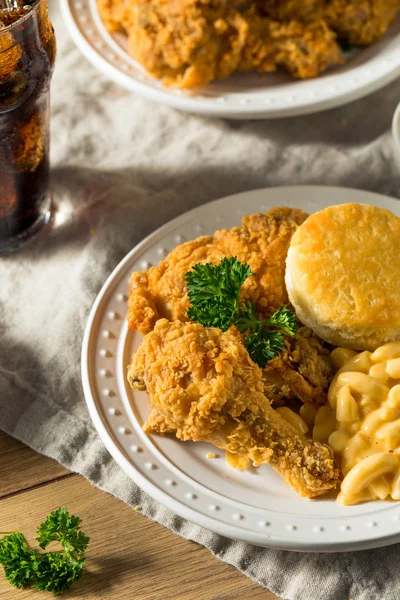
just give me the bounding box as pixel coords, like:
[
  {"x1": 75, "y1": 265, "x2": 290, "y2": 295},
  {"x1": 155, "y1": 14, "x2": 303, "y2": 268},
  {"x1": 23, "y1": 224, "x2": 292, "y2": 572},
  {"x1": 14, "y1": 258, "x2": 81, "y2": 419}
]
[
  {"x1": 185, "y1": 257, "x2": 298, "y2": 368},
  {"x1": 0, "y1": 508, "x2": 89, "y2": 595}
]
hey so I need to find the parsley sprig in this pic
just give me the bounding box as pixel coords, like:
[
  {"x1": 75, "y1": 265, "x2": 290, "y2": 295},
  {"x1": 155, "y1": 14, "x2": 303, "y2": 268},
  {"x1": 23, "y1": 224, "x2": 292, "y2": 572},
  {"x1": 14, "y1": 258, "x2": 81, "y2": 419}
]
[
  {"x1": 0, "y1": 508, "x2": 89, "y2": 595},
  {"x1": 185, "y1": 257, "x2": 298, "y2": 368},
  {"x1": 186, "y1": 258, "x2": 253, "y2": 330}
]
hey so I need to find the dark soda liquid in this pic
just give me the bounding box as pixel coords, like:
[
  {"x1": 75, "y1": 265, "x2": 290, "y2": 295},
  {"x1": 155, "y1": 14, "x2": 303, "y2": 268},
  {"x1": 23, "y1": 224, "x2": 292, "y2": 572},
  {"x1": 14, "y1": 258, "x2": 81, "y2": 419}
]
[{"x1": 0, "y1": 1, "x2": 55, "y2": 245}]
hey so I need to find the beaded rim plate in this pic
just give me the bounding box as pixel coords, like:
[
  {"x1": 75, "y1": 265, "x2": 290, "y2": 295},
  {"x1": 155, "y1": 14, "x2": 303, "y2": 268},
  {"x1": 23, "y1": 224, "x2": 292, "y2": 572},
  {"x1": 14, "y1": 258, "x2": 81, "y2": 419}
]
[
  {"x1": 82, "y1": 186, "x2": 400, "y2": 552},
  {"x1": 60, "y1": 0, "x2": 400, "y2": 119}
]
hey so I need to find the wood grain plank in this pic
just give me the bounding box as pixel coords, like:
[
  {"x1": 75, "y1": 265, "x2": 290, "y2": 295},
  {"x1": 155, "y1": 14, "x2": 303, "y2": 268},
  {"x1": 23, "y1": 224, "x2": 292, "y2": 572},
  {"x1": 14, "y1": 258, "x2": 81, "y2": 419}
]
[
  {"x1": 0, "y1": 475, "x2": 279, "y2": 600},
  {"x1": 0, "y1": 431, "x2": 23, "y2": 455},
  {"x1": 0, "y1": 437, "x2": 70, "y2": 498}
]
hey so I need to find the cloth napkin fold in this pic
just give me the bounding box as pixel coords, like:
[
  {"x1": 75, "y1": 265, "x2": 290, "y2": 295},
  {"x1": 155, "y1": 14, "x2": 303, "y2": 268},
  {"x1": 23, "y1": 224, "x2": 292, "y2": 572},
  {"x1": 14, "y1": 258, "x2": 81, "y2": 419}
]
[{"x1": 2, "y1": 3, "x2": 400, "y2": 599}]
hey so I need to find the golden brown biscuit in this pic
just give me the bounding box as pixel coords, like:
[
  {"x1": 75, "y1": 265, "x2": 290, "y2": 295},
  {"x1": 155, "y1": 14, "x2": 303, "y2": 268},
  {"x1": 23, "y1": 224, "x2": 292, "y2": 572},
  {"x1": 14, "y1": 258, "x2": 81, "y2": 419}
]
[{"x1": 285, "y1": 203, "x2": 400, "y2": 351}]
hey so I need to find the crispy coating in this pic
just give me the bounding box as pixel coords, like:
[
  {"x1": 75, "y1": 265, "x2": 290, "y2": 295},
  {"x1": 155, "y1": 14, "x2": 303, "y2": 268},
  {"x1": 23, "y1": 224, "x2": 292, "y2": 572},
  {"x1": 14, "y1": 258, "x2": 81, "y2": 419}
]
[
  {"x1": 128, "y1": 207, "x2": 307, "y2": 334},
  {"x1": 263, "y1": 327, "x2": 333, "y2": 406},
  {"x1": 237, "y1": 13, "x2": 342, "y2": 80},
  {"x1": 326, "y1": 0, "x2": 400, "y2": 46},
  {"x1": 97, "y1": 0, "x2": 131, "y2": 32},
  {"x1": 128, "y1": 319, "x2": 340, "y2": 498},
  {"x1": 262, "y1": 0, "x2": 329, "y2": 22}
]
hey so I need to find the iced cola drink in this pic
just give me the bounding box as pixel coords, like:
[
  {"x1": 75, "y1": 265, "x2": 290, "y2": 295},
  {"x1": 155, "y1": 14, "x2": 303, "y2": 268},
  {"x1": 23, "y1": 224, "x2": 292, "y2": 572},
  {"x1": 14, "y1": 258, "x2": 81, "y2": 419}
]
[{"x1": 0, "y1": 0, "x2": 55, "y2": 254}]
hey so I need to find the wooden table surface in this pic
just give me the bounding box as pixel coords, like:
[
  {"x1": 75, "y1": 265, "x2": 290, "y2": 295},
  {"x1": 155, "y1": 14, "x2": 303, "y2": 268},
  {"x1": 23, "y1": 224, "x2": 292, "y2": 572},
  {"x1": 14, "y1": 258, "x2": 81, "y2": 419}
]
[{"x1": 0, "y1": 431, "x2": 279, "y2": 600}]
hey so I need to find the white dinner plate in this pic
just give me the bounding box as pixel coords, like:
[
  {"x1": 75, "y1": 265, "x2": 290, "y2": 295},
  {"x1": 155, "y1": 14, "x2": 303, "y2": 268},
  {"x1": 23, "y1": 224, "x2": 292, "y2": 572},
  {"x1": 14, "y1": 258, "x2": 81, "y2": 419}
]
[
  {"x1": 82, "y1": 186, "x2": 400, "y2": 552},
  {"x1": 61, "y1": 0, "x2": 400, "y2": 119}
]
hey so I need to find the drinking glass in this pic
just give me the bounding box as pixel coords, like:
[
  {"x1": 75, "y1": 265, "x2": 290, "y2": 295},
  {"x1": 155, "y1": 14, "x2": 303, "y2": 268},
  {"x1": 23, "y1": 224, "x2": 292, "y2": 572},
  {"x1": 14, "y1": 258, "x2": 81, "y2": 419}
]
[{"x1": 0, "y1": 0, "x2": 56, "y2": 254}]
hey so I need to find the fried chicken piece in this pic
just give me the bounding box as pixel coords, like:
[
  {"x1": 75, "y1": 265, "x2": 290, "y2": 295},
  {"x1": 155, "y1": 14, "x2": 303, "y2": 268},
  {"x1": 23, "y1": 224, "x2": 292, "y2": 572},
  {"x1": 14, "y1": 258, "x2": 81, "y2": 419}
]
[
  {"x1": 326, "y1": 0, "x2": 400, "y2": 45},
  {"x1": 126, "y1": 0, "x2": 342, "y2": 88},
  {"x1": 128, "y1": 0, "x2": 249, "y2": 88},
  {"x1": 238, "y1": 14, "x2": 342, "y2": 80},
  {"x1": 128, "y1": 207, "x2": 307, "y2": 334},
  {"x1": 128, "y1": 319, "x2": 340, "y2": 498},
  {"x1": 263, "y1": 327, "x2": 333, "y2": 406}
]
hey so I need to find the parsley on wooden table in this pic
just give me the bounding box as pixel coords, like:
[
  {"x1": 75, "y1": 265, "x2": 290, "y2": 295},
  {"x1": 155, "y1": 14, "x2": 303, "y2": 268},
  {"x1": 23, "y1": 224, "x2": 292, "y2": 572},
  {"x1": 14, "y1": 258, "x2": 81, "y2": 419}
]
[
  {"x1": 185, "y1": 257, "x2": 298, "y2": 368},
  {"x1": 0, "y1": 508, "x2": 89, "y2": 595}
]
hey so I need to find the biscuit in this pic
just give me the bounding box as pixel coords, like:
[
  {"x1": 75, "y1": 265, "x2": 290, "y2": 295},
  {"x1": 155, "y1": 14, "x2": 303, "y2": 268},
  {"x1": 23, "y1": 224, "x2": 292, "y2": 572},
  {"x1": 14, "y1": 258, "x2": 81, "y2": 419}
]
[{"x1": 285, "y1": 203, "x2": 400, "y2": 351}]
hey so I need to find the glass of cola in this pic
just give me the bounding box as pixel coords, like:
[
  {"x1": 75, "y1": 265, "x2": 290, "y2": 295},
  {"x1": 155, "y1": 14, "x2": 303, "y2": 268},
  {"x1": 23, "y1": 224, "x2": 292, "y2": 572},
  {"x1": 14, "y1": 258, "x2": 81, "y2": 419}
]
[{"x1": 0, "y1": 0, "x2": 55, "y2": 254}]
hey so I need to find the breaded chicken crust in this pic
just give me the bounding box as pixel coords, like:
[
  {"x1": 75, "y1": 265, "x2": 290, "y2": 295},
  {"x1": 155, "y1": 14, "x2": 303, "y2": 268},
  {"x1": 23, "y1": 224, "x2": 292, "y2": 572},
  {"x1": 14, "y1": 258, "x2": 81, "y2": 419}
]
[
  {"x1": 128, "y1": 319, "x2": 340, "y2": 498},
  {"x1": 264, "y1": 326, "x2": 333, "y2": 406},
  {"x1": 327, "y1": 0, "x2": 400, "y2": 45}
]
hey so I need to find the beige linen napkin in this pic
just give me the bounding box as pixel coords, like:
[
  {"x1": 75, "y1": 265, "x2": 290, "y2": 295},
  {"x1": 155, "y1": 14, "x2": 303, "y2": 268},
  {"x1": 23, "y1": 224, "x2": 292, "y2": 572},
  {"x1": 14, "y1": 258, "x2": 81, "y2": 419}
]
[{"x1": 2, "y1": 2, "x2": 400, "y2": 598}]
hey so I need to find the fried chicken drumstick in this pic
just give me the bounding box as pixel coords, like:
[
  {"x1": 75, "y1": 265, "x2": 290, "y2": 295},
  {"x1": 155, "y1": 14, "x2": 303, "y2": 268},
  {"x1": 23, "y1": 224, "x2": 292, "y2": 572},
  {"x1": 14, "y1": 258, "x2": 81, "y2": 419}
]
[{"x1": 128, "y1": 319, "x2": 340, "y2": 498}]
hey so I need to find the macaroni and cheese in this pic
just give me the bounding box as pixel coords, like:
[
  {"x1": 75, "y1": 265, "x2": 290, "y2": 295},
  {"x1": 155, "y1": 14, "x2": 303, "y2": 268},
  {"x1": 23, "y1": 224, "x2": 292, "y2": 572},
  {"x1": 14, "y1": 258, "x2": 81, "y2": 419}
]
[{"x1": 313, "y1": 342, "x2": 400, "y2": 505}]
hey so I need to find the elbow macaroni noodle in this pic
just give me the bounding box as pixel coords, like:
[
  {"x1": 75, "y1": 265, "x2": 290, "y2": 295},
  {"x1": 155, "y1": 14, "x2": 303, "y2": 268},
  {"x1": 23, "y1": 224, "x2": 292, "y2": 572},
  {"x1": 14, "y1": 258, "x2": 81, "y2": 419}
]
[
  {"x1": 314, "y1": 342, "x2": 400, "y2": 505},
  {"x1": 276, "y1": 407, "x2": 309, "y2": 435}
]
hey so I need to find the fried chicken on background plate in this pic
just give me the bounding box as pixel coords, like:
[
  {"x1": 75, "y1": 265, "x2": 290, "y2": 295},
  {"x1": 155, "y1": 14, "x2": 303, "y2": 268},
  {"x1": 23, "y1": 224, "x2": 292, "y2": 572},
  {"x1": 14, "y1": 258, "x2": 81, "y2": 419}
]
[
  {"x1": 128, "y1": 319, "x2": 340, "y2": 498},
  {"x1": 126, "y1": 0, "x2": 343, "y2": 88},
  {"x1": 98, "y1": 0, "x2": 400, "y2": 88}
]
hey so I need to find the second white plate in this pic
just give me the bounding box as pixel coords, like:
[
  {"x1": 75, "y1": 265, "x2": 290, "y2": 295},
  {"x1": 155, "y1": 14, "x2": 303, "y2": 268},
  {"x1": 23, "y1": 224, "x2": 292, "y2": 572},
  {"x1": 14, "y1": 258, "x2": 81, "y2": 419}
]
[
  {"x1": 61, "y1": 0, "x2": 400, "y2": 119},
  {"x1": 82, "y1": 186, "x2": 400, "y2": 552}
]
